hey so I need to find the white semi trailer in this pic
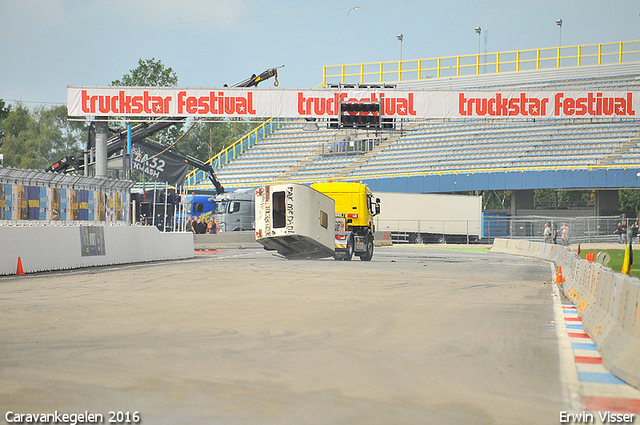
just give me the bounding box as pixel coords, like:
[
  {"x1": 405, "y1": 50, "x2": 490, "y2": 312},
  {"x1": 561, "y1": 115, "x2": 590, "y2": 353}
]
[{"x1": 374, "y1": 192, "x2": 482, "y2": 244}]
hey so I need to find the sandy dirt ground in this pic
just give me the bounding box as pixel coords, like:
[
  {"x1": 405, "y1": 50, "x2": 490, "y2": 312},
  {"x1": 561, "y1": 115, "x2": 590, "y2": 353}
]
[{"x1": 0, "y1": 246, "x2": 563, "y2": 425}]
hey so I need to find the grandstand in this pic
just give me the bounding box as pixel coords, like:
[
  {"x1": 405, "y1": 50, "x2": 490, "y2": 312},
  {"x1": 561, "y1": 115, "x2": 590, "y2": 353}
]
[
  {"x1": 354, "y1": 117, "x2": 640, "y2": 176},
  {"x1": 185, "y1": 41, "x2": 640, "y2": 194},
  {"x1": 212, "y1": 122, "x2": 338, "y2": 185}
]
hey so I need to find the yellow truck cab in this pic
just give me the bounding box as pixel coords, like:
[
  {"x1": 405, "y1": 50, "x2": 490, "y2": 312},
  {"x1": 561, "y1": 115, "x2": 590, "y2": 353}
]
[{"x1": 311, "y1": 182, "x2": 380, "y2": 261}]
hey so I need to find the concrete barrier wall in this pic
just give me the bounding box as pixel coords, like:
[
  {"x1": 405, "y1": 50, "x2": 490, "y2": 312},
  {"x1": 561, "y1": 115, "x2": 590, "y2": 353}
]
[
  {"x1": 0, "y1": 226, "x2": 194, "y2": 275},
  {"x1": 193, "y1": 231, "x2": 261, "y2": 250},
  {"x1": 490, "y1": 238, "x2": 640, "y2": 389}
]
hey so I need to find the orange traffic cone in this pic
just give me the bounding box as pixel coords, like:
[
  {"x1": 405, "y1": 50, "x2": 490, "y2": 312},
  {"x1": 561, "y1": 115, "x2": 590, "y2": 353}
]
[
  {"x1": 555, "y1": 265, "x2": 564, "y2": 283},
  {"x1": 16, "y1": 257, "x2": 25, "y2": 275}
]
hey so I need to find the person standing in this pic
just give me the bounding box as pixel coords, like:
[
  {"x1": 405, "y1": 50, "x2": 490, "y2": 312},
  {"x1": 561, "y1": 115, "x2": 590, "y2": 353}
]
[
  {"x1": 543, "y1": 223, "x2": 552, "y2": 243},
  {"x1": 191, "y1": 216, "x2": 199, "y2": 234},
  {"x1": 561, "y1": 223, "x2": 570, "y2": 246},
  {"x1": 614, "y1": 222, "x2": 624, "y2": 244},
  {"x1": 198, "y1": 216, "x2": 207, "y2": 234},
  {"x1": 208, "y1": 217, "x2": 218, "y2": 234},
  {"x1": 185, "y1": 215, "x2": 193, "y2": 233}
]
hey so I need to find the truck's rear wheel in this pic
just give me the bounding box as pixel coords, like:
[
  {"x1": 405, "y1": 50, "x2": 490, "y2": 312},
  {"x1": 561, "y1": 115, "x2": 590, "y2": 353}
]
[{"x1": 360, "y1": 236, "x2": 374, "y2": 261}]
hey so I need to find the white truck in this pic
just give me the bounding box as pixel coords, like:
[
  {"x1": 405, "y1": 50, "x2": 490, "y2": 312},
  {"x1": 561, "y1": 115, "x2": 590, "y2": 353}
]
[
  {"x1": 213, "y1": 188, "x2": 255, "y2": 232},
  {"x1": 374, "y1": 192, "x2": 482, "y2": 244}
]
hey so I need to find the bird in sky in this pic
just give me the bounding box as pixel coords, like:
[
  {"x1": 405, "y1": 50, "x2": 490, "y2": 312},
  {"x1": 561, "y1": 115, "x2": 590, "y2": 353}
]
[{"x1": 347, "y1": 6, "x2": 363, "y2": 16}]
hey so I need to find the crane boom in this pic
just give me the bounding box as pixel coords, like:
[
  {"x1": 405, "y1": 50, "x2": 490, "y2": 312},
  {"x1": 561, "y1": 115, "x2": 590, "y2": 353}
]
[{"x1": 49, "y1": 67, "x2": 283, "y2": 193}]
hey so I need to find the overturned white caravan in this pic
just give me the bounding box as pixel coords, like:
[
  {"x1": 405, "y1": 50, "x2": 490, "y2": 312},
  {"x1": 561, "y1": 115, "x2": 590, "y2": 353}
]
[{"x1": 255, "y1": 183, "x2": 336, "y2": 259}]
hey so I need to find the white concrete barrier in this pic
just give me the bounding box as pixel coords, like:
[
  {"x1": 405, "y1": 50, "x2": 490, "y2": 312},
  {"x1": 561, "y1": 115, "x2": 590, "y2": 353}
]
[
  {"x1": 0, "y1": 226, "x2": 194, "y2": 275},
  {"x1": 193, "y1": 231, "x2": 260, "y2": 249},
  {"x1": 489, "y1": 238, "x2": 509, "y2": 253},
  {"x1": 491, "y1": 238, "x2": 640, "y2": 389}
]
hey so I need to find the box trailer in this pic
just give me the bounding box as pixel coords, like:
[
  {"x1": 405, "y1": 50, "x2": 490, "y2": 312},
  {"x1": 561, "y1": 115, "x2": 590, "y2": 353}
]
[
  {"x1": 374, "y1": 192, "x2": 482, "y2": 244},
  {"x1": 255, "y1": 183, "x2": 336, "y2": 259}
]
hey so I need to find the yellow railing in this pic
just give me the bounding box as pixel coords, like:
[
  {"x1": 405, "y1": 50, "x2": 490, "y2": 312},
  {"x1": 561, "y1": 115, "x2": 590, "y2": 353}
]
[
  {"x1": 184, "y1": 118, "x2": 279, "y2": 187},
  {"x1": 187, "y1": 163, "x2": 640, "y2": 191},
  {"x1": 322, "y1": 40, "x2": 640, "y2": 86}
]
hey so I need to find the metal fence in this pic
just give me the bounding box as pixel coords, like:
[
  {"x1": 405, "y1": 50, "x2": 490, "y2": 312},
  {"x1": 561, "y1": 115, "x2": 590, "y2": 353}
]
[
  {"x1": 377, "y1": 215, "x2": 629, "y2": 244},
  {"x1": 488, "y1": 215, "x2": 628, "y2": 244},
  {"x1": 184, "y1": 118, "x2": 279, "y2": 187},
  {"x1": 322, "y1": 136, "x2": 382, "y2": 156},
  {"x1": 323, "y1": 40, "x2": 640, "y2": 85},
  {"x1": 0, "y1": 167, "x2": 134, "y2": 226}
]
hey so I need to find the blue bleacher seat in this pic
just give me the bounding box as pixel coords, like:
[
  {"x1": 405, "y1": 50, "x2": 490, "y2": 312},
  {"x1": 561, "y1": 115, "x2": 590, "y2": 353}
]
[{"x1": 197, "y1": 72, "x2": 640, "y2": 186}]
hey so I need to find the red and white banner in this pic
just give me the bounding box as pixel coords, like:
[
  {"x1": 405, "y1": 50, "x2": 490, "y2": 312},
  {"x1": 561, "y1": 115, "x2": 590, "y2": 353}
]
[{"x1": 67, "y1": 86, "x2": 639, "y2": 119}]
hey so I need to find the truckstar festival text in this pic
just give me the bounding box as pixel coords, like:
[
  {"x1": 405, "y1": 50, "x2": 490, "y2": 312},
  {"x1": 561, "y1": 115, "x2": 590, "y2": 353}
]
[{"x1": 67, "y1": 87, "x2": 639, "y2": 119}]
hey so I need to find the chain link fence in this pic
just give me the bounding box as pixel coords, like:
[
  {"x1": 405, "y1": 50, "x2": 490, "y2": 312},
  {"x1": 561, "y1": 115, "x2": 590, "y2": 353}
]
[
  {"x1": 483, "y1": 215, "x2": 630, "y2": 244},
  {"x1": 377, "y1": 215, "x2": 632, "y2": 244}
]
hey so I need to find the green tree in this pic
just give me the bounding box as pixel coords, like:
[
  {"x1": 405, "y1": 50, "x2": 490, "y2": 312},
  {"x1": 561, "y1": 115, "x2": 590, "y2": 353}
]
[
  {"x1": 39, "y1": 105, "x2": 87, "y2": 155},
  {"x1": 533, "y1": 189, "x2": 556, "y2": 209},
  {"x1": 178, "y1": 119, "x2": 259, "y2": 162},
  {"x1": 0, "y1": 99, "x2": 10, "y2": 144},
  {"x1": 111, "y1": 58, "x2": 178, "y2": 87},
  {"x1": 534, "y1": 189, "x2": 594, "y2": 209},
  {"x1": 619, "y1": 189, "x2": 640, "y2": 215},
  {"x1": 482, "y1": 190, "x2": 511, "y2": 210},
  {"x1": 110, "y1": 58, "x2": 260, "y2": 164},
  {"x1": 456, "y1": 190, "x2": 511, "y2": 210},
  {"x1": 0, "y1": 104, "x2": 84, "y2": 169},
  {"x1": 109, "y1": 58, "x2": 263, "y2": 174},
  {"x1": 110, "y1": 58, "x2": 182, "y2": 148}
]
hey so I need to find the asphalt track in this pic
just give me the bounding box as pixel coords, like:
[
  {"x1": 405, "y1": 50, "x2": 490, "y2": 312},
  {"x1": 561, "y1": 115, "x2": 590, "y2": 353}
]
[{"x1": 0, "y1": 246, "x2": 565, "y2": 425}]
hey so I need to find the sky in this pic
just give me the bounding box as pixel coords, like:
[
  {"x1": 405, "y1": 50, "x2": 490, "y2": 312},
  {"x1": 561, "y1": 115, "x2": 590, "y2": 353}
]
[{"x1": 1, "y1": 0, "x2": 639, "y2": 108}]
